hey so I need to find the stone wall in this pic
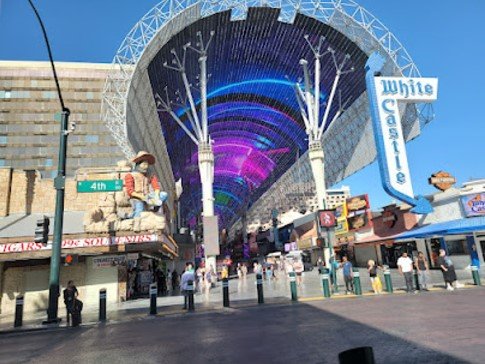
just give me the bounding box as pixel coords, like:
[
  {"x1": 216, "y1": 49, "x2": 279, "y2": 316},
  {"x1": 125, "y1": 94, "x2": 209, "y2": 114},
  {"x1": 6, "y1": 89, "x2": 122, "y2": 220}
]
[{"x1": 0, "y1": 168, "x2": 12, "y2": 216}]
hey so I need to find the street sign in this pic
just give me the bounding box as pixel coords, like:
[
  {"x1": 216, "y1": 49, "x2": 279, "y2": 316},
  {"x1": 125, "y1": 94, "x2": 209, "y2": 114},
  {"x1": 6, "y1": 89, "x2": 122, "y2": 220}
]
[{"x1": 77, "y1": 179, "x2": 123, "y2": 193}]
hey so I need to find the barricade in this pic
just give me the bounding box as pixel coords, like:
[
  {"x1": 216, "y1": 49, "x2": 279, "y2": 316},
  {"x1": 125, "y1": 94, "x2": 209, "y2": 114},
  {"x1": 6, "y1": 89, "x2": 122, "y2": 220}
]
[
  {"x1": 256, "y1": 273, "x2": 264, "y2": 304},
  {"x1": 321, "y1": 269, "x2": 331, "y2": 298},
  {"x1": 472, "y1": 266, "x2": 481, "y2": 286},
  {"x1": 187, "y1": 280, "x2": 195, "y2": 311},
  {"x1": 353, "y1": 269, "x2": 362, "y2": 295},
  {"x1": 289, "y1": 271, "x2": 298, "y2": 301},
  {"x1": 149, "y1": 283, "x2": 157, "y2": 315},
  {"x1": 14, "y1": 295, "x2": 24, "y2": 328},
  {"x1": 99, "y1": 288, "x2": 107, "y2": 322},
  {"x1": 383, "y1": 269, "x2": 393, "y2": 293},
  {"x1": 222, "y1": 278, "x2": 230, "y2": 307}
]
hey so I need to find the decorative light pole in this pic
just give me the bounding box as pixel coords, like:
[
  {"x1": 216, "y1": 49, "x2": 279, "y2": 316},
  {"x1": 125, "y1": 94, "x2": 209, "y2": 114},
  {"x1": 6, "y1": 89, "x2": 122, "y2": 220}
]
[
  {"x1": 156, "y1": 31, "x2": 217, "y2": 271},
  {"x1": 294, "y1": 35, "x2": 354, "y2": 266}
]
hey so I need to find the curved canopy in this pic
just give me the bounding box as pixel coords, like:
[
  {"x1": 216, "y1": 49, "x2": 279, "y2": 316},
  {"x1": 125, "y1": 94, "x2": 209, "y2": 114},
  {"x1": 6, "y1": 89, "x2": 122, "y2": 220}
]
[{"x1": 103, "y1": 0, "x2": 430, "y2": 229}]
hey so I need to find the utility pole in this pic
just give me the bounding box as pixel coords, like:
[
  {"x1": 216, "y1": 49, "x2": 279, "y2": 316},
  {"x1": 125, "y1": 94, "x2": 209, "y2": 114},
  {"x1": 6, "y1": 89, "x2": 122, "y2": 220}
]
[
  {"x1": 294, "y1": 35, "x2": 353, "y2": 267},
  {"x1": 28, "y1": 0, "x2": 72, "y2": 323}
]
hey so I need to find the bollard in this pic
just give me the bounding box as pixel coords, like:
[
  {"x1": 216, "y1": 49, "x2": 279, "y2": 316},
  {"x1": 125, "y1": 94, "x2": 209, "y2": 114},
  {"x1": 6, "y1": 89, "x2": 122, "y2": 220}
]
[
  {"x1": 222, "y1": 278, "x2": 230, "y2": 307},
  {"x1": 414, "y1": 269, "x2": 420, "y2": 291},
  {"x1": 339, "y1": 346, "x2": 375, "y2": 364},
  {"x1": 149, "y1": 283, "x2": 157, "y2": 315},
  {"x1": 14, "y1": 295, "x2": 24, "y2": 328},
  {"x1": 472, "y1": 266, "x2": 481, "y2": 286},
  {"x1": 353, "y1": 269, "x2": 362, "y2": 296},
  {"x1": 187, "y1": 280, "x2": 195, "y2": 311},
  {"x1": 289, "y1": 271, "x2": 298, "y2": 301},
  {"x1": 384, "y1": 269, "x2": 393, "y2": 293},
  {"x1": 99, "y1": 288, "x2": 107, "y2": 322},
  {"x1": 256, "y1": 273, "x2": 264, "y2": 304},
  {"x1": 321, "y1": 269, "x2": 331, "y2": 298}
]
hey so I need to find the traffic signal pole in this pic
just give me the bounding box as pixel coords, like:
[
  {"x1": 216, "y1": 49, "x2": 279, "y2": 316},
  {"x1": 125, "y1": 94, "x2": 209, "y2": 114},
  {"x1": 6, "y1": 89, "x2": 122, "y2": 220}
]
[
  {"x1": 27, "y1": 0, "x2": 70, "y2": 324},
  {"x1": 46, "y1": 109, "x2": 70, "y2": 323}
]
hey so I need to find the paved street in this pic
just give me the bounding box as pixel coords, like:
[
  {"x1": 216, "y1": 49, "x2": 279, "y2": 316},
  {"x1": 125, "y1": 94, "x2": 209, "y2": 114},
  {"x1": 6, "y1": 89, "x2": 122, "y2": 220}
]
[
  {"x1": 1, "y1": 288, "x2": 484, "y2": 364},
  {"x1": 0, "y1": 267, "x2": 479, "y2": 332}
]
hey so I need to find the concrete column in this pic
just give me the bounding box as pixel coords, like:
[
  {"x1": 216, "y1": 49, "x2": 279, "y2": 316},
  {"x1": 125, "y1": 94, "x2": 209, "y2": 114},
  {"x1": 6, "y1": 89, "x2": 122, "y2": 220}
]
[
  {"x1": 308, "y1": 141, "x2": 326, "y2": 210},
  {"x1": 198, "y1": 142, "x2": 216, "y2": 270},
  {"x1": 473, "y1": 232, "x2": 485, "y2": 266},
  {"x1": 416, "y1": 239, "x2": 427, "y2": 254}
]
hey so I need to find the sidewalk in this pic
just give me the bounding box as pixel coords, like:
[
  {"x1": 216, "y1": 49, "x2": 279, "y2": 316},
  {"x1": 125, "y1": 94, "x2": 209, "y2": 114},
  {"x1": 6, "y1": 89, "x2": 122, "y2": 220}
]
[{"x1": 1, "y1": 267, "x2": 482, "y2": 334}]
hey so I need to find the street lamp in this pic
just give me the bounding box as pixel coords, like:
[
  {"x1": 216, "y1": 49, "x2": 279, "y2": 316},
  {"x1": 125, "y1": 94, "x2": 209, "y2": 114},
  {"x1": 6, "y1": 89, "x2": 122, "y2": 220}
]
[{"x1": 27, "y1": 0, "x2": 71, "y2": 323}]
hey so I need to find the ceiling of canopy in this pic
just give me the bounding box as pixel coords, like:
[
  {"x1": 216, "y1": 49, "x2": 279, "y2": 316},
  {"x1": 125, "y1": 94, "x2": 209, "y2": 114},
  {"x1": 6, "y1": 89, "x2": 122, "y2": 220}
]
[{"x1": 147, "y1": 7, "x2": 368, "y2": 228}]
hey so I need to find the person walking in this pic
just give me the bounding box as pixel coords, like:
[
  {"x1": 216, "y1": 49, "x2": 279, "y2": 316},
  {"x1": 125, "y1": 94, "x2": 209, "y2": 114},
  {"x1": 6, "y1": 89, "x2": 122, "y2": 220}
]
[
  {"x1": 166, "y1": 269, "x2": 172, "y2": 293},
  {"x1": 367, "y1": 260, "x2": 382, "y2": 294},
  {"x1": 438, "y1": 249, "x2": 458, "y2": 291},
  {"x1": 63, "y1": 280, "x2": 78, "y2": 325},
  {"x1": 180, "y1": 262, "x2": 195, "y2": 309},
  {"x1": 241, "y1": 263, "x2": 248, "y2": 278},
  {"x1": 341, "y1": 256, "x2": 354, "y2": 294},
  {"x1": 415, "y1": 251, "x2": 431, "y2": 291},
  {"x1": 171, "y1": 269, "x2": 179, "y2": 294},
  {"x1": 237, "y1": 263, "x2": 243, "y2": 280},
  {"x1": 397, "y1": 252, "x2": 415, "y2": 293}
]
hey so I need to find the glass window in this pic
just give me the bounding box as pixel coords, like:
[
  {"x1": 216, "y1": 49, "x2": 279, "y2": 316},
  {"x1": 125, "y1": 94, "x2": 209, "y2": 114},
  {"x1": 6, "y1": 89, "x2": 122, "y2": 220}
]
[
  {"x1": 0, "y1": 136, "x2": 7, "y2": 144},
  {"x1": 446, "y1": 239, "x2": 468, "y2": 255},
  {"x1": 85, "y1": 135, "x2": 99, "y2": 143},
  {"x1": 45, "y1": 158, "x2": 53, "y2": 167},
  {"x1": 0, "y1": 90, "x2": 11, "y2": 99},
  {"x1": 0, "y1": 159, "x2": 5, "y2": 166}
]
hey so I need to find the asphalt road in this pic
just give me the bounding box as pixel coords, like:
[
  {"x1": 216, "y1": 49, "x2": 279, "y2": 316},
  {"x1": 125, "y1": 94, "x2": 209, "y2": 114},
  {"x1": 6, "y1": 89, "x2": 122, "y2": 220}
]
[{"x1": 1, "y1": 288, "x2": 484, "y2": 364}]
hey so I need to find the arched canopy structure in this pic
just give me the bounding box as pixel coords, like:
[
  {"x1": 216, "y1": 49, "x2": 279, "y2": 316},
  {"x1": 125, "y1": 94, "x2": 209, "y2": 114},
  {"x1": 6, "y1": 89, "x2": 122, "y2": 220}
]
[{"x1": 102, "y1": 0, "x2": 433, "y2": 228}]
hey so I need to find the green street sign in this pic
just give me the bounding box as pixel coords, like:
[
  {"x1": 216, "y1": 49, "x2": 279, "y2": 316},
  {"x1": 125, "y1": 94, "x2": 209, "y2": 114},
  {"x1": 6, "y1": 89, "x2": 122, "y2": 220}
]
[{"x1": 77, "y1": 179, "x2": 123, "y2": 193}]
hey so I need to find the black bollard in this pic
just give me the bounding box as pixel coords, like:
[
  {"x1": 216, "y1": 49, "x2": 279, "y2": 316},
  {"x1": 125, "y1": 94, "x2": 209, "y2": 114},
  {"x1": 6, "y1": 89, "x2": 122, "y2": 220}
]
[
  {"x1": 99, "y1": 288, "x2": 107, "y2": 322},
  {"x1": 187, "y1": 280, "x2": 195, "y2": 312},
  {"x1": 339, "y1": 346, "x2": 375, "y2": 364},
  {"x1": 222, "y1": 278, "x2": 230, "y2": 307},
  {"x1": 149, "y1": 283, "x2": 157, "y2": 315},
  {"x1": 14, "y1": 295, "x2": 24, "y2": 328},
  {"x1": 256, "y1": 273, "x2": 264, "y2": 304}
]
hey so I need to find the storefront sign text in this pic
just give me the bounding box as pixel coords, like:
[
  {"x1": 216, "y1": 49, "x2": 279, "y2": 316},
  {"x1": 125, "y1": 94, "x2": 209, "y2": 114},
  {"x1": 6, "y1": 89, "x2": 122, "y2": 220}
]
[{"x1": 461, "y1": 193, "x2": 485, "y2": 217}]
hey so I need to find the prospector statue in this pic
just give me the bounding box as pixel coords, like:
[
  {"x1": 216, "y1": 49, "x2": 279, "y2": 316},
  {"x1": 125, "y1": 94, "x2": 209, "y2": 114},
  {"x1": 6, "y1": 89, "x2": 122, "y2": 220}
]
[
  {"x1": 83, "y1": 151, "x2": 169, "y2": 234},
  {"x1": 122, "y1": 151, "x2": 168, "y2": 219}
]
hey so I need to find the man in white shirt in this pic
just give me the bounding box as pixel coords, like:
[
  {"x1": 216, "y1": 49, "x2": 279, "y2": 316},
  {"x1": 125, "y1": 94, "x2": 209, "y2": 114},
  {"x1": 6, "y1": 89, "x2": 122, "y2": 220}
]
[
  {"x1": 397, "y1": 252, "x2": 415, "y2": 293},
  {"x1": 180, "y1": 262, "x2": 195, "y2": 309}
]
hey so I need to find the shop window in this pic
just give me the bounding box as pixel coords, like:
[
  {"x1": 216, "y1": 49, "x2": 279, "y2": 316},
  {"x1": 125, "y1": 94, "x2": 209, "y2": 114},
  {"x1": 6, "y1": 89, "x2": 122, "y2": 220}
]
[{"x1": 446, "y1": 239, "x2": 468, "y2": 255}]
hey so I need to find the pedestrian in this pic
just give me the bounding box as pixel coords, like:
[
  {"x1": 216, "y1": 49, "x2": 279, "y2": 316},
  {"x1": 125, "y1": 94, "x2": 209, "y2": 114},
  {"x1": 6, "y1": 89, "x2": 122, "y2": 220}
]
[
  {"x1": 156, "y1": 268, "x2": 166, "y2": 296},
  {"x1": 397, "y1": 252, "x2": 415, "y2": 293},
  {"x1": 63, "y1": 280, "x2": 78, "y2": 325},
  {"x1": 266, "y1": 264, "x2": 273, "y2": 280},
  {"x1": 205, "y1": 266, "x2": 214, "y2": 290},
  {"x1": 367, "y1": 260, "x2": 382, "y2": 294},
  {"x1": 221, "y1": 265, "x2": 229, "y2": 280},
  {"x1": 293, "y1": 258, "x2": 304, "y2": 286},
  {"x1": 438, "y1": 249, "x2": 458, "y2": 291},
  {"x1": 241, "y1": 263, "x2": 248, "y2": 278},
  {"x1": 237, "y1": 263, "x2": 242, "y2": 279},
  {"x1": 171, "y1": 269, "x2": 179, "y2": 293},
  {"x1": 180, "y1": 262, "x2": 195, "y2": 309},
  {"x1": 341, "y1": 256, "x2": 354, "y2": 294},
  {"x1": 415, "y1": 251, "x2": 430, "y2": 291},
  {"x1": 167, "y1": 269, "x2": 172, "y2": 293},
  {"x1": 317, "y1": 257, "x2": 324, "y2": 275}
]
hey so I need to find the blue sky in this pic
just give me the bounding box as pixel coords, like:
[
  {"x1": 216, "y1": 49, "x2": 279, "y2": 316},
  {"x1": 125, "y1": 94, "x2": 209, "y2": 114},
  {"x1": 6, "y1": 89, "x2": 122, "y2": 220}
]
[{"x1": 0, "y1": 0, "x2": 483, "y2": 210}]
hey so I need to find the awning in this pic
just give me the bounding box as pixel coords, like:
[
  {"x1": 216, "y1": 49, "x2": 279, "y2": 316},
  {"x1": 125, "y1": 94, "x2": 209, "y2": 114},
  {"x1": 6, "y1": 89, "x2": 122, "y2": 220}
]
[
  {"x1": 395, "y1": 216, "x2": 485, "y2": 240},
  {"x1": 354, "y1": 233, "x2": 402, "y2": 245}
]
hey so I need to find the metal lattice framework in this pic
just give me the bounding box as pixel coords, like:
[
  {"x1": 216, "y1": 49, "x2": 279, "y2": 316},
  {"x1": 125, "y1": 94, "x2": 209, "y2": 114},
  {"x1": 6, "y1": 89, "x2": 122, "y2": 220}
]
[{"x1": 102, "y1": 0, "x2": 426, "y2": 160}]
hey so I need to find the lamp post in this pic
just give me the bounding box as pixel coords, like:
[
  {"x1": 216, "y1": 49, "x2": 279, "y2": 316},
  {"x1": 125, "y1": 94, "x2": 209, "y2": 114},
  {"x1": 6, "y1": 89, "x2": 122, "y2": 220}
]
[{"x1": 27, "y1": 0, "x2": 71, "y2": 323}]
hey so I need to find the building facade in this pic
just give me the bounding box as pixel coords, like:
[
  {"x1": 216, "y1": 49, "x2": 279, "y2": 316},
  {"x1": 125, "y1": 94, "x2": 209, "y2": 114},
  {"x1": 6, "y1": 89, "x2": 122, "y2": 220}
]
[{"x1": 0, "y1": 61, "x2": 125, "y2": 178}]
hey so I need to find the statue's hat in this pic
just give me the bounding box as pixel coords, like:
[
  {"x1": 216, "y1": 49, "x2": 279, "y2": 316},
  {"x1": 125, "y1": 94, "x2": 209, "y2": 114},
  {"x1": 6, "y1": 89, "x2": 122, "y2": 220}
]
[{"x1": 131, "y1": 151, "x2": 155, "y2": 165}]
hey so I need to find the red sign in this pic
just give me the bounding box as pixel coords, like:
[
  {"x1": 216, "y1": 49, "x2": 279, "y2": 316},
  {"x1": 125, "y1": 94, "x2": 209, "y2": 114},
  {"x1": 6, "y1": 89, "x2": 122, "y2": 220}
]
[
  {"x1": 0, "y1": 234, "x2": 158, "y2": 254},
  {"x1": 318, "y1": 210, "x2": 336, "y2": 228}
]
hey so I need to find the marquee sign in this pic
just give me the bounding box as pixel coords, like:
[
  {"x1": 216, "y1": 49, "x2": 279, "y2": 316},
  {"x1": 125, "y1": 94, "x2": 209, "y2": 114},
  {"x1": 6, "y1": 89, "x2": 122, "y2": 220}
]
[
  {"x1": 365, "y1": 52, "x2": 438, "y2": 214},
  {"x1": 0, "y1": 234, "x2": 158, "y2": 254}
]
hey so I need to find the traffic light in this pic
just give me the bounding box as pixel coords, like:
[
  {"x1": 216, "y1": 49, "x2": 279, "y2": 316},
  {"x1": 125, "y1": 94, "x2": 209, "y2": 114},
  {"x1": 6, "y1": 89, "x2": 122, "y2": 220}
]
[
  {"x1": 34, "y1": 216, "x2": 50, "y2": 245},
  {"x1": 63, "y1": 254, "x2": 78, "y2": 266}
]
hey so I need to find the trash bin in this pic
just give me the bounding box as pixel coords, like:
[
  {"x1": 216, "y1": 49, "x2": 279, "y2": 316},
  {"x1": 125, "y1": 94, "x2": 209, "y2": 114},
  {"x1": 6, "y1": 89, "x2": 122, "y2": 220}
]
[{"x1": 71, "y1": 298, "x2": 83, "y2": 327}]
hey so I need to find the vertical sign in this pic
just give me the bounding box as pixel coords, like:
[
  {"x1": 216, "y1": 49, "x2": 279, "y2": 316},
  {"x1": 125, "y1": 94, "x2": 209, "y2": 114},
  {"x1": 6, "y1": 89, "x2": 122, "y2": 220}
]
[{"x1": 365, "y1": 52, "x2": 438, "y2": 214}]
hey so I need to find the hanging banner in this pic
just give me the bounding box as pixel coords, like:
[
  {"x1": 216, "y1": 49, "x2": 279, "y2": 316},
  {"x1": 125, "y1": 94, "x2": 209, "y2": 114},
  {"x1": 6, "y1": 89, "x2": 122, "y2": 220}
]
[{"x1": 365, "y1": 52, "x2": 438, "y2": 214}]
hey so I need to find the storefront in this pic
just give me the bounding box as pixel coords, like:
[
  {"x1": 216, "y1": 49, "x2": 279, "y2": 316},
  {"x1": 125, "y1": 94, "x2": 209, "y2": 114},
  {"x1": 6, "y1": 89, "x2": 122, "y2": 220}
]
[{"x1": 0, "y1": 232, "x2": 178, "y2": 314}]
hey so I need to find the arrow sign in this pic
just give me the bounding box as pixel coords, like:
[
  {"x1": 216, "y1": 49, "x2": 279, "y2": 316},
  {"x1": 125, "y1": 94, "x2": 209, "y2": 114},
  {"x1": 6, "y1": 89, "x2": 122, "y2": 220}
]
[{"x1": 365, "y1": 52, "x2": 438, "y2": 214}]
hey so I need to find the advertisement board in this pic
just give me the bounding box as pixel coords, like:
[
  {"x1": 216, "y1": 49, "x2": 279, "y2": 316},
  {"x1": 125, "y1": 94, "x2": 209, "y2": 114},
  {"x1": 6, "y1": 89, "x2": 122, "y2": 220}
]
[{"x1": 461, "y1": 193, "x2": 485, "y2": 217}]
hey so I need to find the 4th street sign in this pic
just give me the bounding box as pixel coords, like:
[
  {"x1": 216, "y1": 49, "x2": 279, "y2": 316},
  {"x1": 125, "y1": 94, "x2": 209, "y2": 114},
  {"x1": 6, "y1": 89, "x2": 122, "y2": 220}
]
[{"x1": 77, "y1": 179, "x2": 123, "y2": 193}]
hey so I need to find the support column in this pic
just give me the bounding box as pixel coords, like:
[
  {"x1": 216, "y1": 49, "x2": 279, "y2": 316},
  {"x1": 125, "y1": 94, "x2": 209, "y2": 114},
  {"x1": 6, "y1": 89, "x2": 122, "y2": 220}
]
[
  {"x1": 308, "y1": 141, "x2": 326, "y2": 210},
  {"x1": 198, "y1": 142, "x2": 216, "y2": 270}
]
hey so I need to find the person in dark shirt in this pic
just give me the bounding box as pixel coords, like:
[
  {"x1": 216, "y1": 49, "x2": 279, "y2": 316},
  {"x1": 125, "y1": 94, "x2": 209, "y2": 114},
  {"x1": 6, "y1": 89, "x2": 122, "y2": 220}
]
[
  {"x1": 438, "y1": 249, "x2": 457, "y2": 291},
  {"x1": 63, "y1": 280, "x2": 78, "y2": 325}
]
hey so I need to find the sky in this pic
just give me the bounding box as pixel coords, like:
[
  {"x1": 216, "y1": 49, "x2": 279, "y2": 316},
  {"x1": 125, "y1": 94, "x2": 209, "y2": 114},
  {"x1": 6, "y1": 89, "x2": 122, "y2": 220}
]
[{"x1": 0, "y1": 0, "x2": 483, "y2": 211}]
